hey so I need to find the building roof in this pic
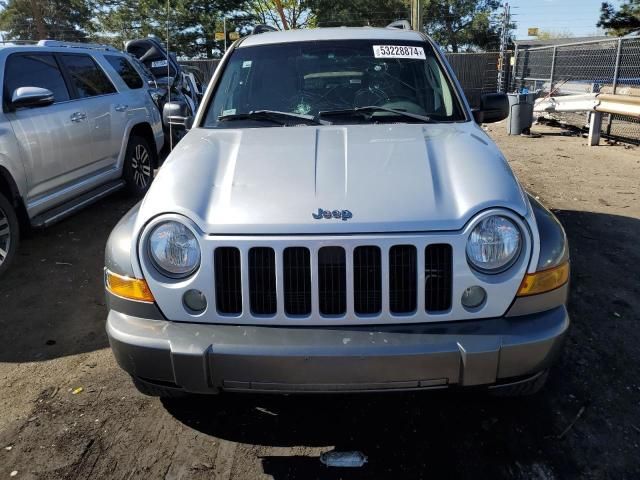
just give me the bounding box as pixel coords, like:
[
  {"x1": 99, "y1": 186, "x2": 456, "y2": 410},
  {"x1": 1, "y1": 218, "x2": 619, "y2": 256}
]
[
  {"x1": 240, "y1": 27, "x2": 424, "y2": 48},
  {"x1": 513, "y1": 36, "x2": 610, "y2": 49}
]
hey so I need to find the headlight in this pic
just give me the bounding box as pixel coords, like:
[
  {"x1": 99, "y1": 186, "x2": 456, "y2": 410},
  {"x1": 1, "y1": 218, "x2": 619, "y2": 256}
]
[
  {"x1": 148, "y1": 221, "x2": 201, "y2": 277},
  {"x1": 466, "y1": 215, "x2": 521, "y2": 273}
]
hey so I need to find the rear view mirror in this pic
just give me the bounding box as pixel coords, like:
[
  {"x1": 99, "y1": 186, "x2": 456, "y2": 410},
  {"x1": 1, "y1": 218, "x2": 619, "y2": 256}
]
[
  {"x1": 163, "y1": 101, "x2": 193, "y2": 130},
  {"x1": 11, "y1": 87, "x2": 54, "y2": 109},
  {"x1": 473, "y1": 93, "x2": 509, "y2": 124}
]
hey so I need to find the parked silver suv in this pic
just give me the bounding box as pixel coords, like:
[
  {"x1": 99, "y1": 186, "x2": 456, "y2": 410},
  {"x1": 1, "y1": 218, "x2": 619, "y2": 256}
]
[
  {"x1": 105, "y1": 27, "x2": 569, "y2": 398},
  {"x1": 0, "y1": 40, "x2": 164, "y2": 276}
]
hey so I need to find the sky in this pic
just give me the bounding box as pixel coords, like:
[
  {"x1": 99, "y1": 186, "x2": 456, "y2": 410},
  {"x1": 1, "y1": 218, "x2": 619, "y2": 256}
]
[{"x1": 508, "y1": 0, "x2": 624, "y2": 40}]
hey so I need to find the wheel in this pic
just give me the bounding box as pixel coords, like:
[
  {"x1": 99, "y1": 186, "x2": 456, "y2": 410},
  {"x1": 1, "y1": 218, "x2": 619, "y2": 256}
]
[
  {"x1": 131, "y1": 376, "x2": 187, "y2": 399},
  {"x1": 123, "y1": 136, "x2": 155, "y2": 196},
  {"x1": 0, "y1": 192, "x2": 19, "y2": 277},
  {"x1": 490, "y1": 370, "x2": 549, "y2": 397}
]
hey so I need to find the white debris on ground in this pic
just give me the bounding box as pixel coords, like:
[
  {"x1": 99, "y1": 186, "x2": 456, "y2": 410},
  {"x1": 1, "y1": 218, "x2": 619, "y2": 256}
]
[{"x1": 320, "y1": 451, "x2": 368, "y2": 468}]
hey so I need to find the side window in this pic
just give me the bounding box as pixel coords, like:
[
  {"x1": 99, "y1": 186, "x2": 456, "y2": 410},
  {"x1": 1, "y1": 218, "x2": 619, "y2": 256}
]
[
  {"x1": 105, "y1": 55, "x2": 144, "y2": 89},
  {"x1": 60, "y1": 54, "x2": 116, "y2": 98},
  {"x1": 4, "y1": 53, "x2": 70, "y2": 103}
]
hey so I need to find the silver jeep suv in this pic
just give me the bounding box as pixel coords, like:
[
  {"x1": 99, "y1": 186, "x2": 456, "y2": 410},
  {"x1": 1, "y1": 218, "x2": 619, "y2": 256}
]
[
  {"x1": 0, "y1": 40, "x2": 164, "y2": 276},
  {"x1": 105, "y1": 27, "x2": 569, "y2": 398}
]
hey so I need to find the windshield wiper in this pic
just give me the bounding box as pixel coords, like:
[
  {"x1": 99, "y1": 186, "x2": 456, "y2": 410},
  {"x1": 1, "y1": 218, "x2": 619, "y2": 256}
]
[
  {"x1": 317, "y1": 106, "x2": 433, "y2": 123},
  {"x1": 218, "y1": 110, "x2": 326, "y2": 126}
]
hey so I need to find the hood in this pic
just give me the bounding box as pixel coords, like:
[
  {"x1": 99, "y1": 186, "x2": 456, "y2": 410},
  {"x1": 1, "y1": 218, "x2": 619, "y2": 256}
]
[
  {"x1": 139, "y1": 123, "x2": 528, "y2": 234},
  {"x1": 125, "y1": 37, "x2": 180, "y2": 81}
]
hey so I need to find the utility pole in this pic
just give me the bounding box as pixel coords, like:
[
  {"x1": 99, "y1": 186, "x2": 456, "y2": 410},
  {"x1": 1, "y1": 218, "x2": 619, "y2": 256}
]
[
  {"x1": 223, "y1": 17, "x2": 227, "y2": 52},
  {"x1": 411, "y1": 0, "x2": 422, "y2": 32},
  {"x1": 497, "y1": 2, "x2": 511, "y2": 93}
]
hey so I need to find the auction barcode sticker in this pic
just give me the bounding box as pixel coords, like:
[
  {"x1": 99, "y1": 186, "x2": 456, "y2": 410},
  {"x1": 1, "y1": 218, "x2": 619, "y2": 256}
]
[{"x1": 373, "y1": 45, "x2": 426, "y2": 59}]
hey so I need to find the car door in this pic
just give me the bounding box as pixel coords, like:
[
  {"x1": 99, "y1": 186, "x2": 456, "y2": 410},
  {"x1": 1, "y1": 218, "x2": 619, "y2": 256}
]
[
  {"x1": 3, "y1": 52, "x2": 92, "y2": 203},
  {"x1": 58, "y1": 53, "x2": 121, "y2": 173},
  {"x1": 102, "y1": 54, "x2": 148, "y2": 158}
]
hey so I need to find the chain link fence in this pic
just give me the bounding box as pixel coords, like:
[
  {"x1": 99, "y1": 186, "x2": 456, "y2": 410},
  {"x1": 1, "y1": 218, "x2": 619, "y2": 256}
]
[
  {"x1": 513, "y1": 37, "x2": 640, "y2": 144},
  {"x1": 445, "y1": 52, "x2": 510, "y2": 108},
  {"x1": 180, "y1": 59, "x2": 221, "y2": 83}
]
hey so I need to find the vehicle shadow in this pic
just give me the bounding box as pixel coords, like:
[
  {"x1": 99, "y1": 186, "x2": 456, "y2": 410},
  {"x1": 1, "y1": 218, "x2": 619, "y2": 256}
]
[
  {"x1": 163, "y1": 389, "x2": 556, "y2": 478},
  {"x1": 160, "y1": 208, "x2": 640, "y2": 479},
  {"x1": 0, "y1": 192, "x2": 138, "y2": 363}
]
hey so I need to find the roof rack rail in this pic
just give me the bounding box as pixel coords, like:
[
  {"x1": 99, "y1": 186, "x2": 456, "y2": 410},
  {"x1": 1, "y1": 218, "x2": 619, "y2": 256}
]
[
  {"x1": 252, "y1": 24, "x2": 278, "y2": 35},
  {"x1": 0, "y1": 40, "x2": 39, "y2": 45},
  {"x1": 387, "y1": 20, "x2": 411, "y2": 30},
  {"x1": 37, "y1": 40, "x2": 120, "y2": 52}
]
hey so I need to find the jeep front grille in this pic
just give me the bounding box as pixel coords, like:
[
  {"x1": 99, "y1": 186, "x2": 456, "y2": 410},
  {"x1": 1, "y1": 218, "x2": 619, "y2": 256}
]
[
  {"x1": 283, "y1": 247, "x2": 312, "y2": 315},
  {"x1": 318, "y1": 247, "x2": 347, "y2": 315},
  {"x1": 214, "y1": 247, "x2": 242, "y2": 314},
  {"x1": 214, "y1": 243, "x2": 452, "y2": 319},
  {"x1": 389, "y1": 245, "x2": 417, "y2": 314},
  {"x1": 248, "y1": 247, "x2": 277, "y2": 315},
  {"x1": 425, "y1": 244, "x2": 453, "y2": 312},
  {"x1": 353, "y1": 246, "x2": 382, "y2": 314}
]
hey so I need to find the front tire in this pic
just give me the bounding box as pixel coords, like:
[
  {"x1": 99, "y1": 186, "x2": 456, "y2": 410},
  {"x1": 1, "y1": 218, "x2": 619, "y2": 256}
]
[
  {"x1": 123, "y1": 136, "x2": 155, "y2": 196},
  {"x1": 0, "y1": 192, "x2": 19, "y2": 277}
]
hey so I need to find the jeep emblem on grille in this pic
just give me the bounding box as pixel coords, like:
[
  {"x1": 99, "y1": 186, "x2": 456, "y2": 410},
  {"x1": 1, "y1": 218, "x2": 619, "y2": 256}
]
[{"x1": 312, "y1": 208, "x2": 353, "y2": 221}]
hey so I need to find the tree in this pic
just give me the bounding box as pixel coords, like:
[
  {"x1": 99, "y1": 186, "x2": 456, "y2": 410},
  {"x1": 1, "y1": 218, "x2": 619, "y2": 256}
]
[
  {"x1": 306, "y1": 0, "x2": 409, "y2": 27},
  {"x1": 422, "y1": 0, "x2": 504, "y2": 52},
  {"x1": 91, "y1": 0, "x2": 165, "y2": 48},
  {"x1": 598, "y1": 0, "x2": 640, "y2": 36},
  {"x1": 307, "y1": 0, "x2": 504, "y2": 51},
  {"x1": 0, "y1": 0, "x2": 92, "y2": 41},
  {"x1": 247, "y1": 0, "x2": 315, "y2": 29},
  {"x1": 92, "y1": 0, "x2": 251, "y2": 58}
]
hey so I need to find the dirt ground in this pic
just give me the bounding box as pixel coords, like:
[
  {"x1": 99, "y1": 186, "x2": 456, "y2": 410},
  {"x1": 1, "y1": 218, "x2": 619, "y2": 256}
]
[{"x1": 1, "y1": 123, "x2": 639, "y2": 480}]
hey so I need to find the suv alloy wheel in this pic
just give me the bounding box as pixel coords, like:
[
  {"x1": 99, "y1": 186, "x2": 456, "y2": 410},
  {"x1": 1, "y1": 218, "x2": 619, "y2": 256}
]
[
  {"x1": 0, "y1": 192, "x2": 19, "y2": 277},
  {"x1": 123, "y1": 136, "x2": 155, "y2": 196}
]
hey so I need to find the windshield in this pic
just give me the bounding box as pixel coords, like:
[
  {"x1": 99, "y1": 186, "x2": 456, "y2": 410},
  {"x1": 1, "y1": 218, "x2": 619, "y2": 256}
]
[{"x1": 203, "y1": 39, "x2": 466, "y2": 127}]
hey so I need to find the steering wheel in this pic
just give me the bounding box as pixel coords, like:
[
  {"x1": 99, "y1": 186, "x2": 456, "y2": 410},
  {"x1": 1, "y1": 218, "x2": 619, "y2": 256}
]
[
  {"x1": 379, "y1": 94, "x2": 418, "y2": 105},
  {"x1": 287, "y1": 91, "x2": 355, "y2": 115},
  {"x1": 353, "y1": 87, "x2": 389, "y2": 107}
]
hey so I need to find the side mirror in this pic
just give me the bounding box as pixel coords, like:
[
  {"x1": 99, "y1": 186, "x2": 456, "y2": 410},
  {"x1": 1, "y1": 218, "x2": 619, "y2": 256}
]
[
  {"x1": 163, "y1": 101, "x2": 193, "y2": 130},
  {"x1": 11, "y1": 87, "x2": 54, "y2": 109},
  {"x1": 472, "y1": 93, "x2": 509, "y2": 124}
]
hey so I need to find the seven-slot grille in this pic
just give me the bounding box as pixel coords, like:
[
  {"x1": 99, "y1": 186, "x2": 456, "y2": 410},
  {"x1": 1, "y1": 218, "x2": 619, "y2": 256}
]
[{"x1": 214, "y1": 244, "x2": 453, "y2": 318}]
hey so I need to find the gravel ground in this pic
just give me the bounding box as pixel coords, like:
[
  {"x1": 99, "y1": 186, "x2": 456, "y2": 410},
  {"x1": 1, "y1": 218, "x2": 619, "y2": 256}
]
[{"x1": 0, "y1": 123, "x2": 638, "y2": 480}]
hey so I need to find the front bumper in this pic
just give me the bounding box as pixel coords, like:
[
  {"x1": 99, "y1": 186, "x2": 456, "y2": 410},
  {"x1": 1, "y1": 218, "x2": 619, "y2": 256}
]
[{"x1": 107, "y1": 306, "x2": 569, "y2": 394}]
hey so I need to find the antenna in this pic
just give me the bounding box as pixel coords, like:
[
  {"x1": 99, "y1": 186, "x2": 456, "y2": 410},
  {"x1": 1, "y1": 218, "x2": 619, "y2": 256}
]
[{"x1": 167, "y1": 0, "x2": 173, "y2": 151}]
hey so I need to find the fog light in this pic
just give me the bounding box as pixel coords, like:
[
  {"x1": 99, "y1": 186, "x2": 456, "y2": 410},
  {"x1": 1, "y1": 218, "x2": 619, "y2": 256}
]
[
  {"x1": 461, "y1": 286, "x2": 486, "y2": 309},
  {"x1": 183, "y1": 289, "x2": 207, "y2": 313}
]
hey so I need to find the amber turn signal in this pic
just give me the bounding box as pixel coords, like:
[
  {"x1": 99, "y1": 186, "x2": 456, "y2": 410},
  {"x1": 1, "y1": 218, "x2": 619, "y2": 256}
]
[
  {"x1": 517, "y1": 262, "x2": 569, "y2": 297},
  {"x1": 105, "y1": 270, "x2": 155, "y2": 303}
]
